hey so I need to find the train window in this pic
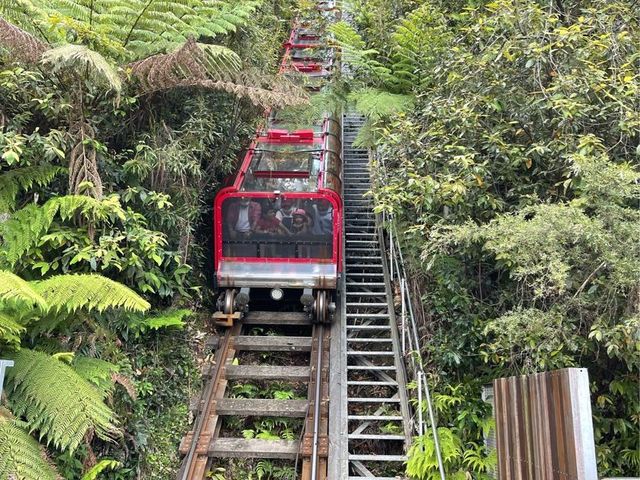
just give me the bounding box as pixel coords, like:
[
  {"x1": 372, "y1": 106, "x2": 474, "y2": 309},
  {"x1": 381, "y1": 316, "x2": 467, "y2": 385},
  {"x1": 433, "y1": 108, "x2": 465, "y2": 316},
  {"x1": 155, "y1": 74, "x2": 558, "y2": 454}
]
[
  {"x1": 221, "y1": 197, "x2": 334, "y2": 260},
  {"x1": 241, "y1": 144, "x2": 322, "y2": 192},
  {"x1": 289, "y1": 47, "x2": 333, "y2": 63}
]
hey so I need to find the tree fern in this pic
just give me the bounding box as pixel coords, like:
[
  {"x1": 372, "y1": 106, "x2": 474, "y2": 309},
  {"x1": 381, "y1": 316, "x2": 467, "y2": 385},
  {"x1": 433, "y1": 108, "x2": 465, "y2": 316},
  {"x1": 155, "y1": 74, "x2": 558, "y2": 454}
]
[
  {"x1": 129, "y1": 38, "x2": 241, "y2": 93},
  {"x1": 389, "y1": 5, "x2": 450, "y2": 92},
  {"x1": 0, "y1": 409, "x2": 59, "y2": 480},
  {"x1": 346, "y1": 88, "x2": 413, "y2": 148},
  {"x1": 42, "y1": 44, "x2": 122, "y2": 92},
  {"x1": 6, "y1": 348, "x2": 120, "y2": 451},
  {"x1": 0, "y1": 165, "x2": 64, "y2": 212},
  {"x1": 328, "y1": 21, "x2": 391, "y2": 86},
  {"x1": 33, "y1": 274, "x2": 150, "y2": 313}
]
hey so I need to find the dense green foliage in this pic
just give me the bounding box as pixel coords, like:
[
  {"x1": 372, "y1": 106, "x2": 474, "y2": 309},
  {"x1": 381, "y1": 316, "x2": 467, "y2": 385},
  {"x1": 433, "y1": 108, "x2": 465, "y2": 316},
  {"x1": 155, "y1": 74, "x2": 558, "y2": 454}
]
[
  {"x1": 0, "y1": 0, "x2": 299, "y2": 478},
  {"x1": 339, "y1": 0, "x2": 639, "y2": 478}
]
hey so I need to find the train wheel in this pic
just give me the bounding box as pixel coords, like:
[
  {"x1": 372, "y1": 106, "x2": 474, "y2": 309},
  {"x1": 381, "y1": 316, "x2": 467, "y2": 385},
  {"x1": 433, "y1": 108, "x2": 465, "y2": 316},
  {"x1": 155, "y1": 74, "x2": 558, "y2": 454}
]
[
  {"x1": 314, "y1": 290, "x2": 329, "y2": 324},
  {"x1": 223, "y1": 289, "x2": 236, "y2": 315}
]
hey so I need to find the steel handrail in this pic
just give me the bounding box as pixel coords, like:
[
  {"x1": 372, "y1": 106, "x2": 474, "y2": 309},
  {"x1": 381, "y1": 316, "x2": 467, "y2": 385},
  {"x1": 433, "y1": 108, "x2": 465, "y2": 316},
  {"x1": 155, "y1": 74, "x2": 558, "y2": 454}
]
[{"x1": 374, "y1": 151, "x2": 446, "y2": 480}]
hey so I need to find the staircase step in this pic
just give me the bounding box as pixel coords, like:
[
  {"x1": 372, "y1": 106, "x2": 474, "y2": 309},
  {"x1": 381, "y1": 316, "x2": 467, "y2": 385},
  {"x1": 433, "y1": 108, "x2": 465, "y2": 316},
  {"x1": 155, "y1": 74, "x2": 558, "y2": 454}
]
[
  {"x1": 348, "y1": 396, "x2": 400, "y2": 401},
  {"x1": 348, "y1": 433, "x2": 405, "y2": 441},
  {"x1": 347, "y1": 415, "x2": 403, "y2": 421},
  {"x1": 347, "y1": 351, "x2": 394, "y2": 356},
  {"x1": 348, "y1": 454, "x2": 407, "y2": 462}
]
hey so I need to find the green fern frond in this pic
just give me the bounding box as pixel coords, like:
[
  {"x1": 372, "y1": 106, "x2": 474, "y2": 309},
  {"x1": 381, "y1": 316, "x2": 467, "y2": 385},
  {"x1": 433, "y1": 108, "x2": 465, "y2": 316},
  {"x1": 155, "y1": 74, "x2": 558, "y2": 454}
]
[
  {"x1": 0, "y1": 410, "x2": 59, "y2": 480},
  {"x1": 141, "y1": 308, "x2": 189, "y2": 330},
  {"x1": 0, "y1": 270, "x2": 47, "y2": 309},
  {"x1": 6, "y1": 349, "x2": 120, "y2": 451},
  {"x1": 81, "y1": 459, "x2": 121, "y2": 480},
  {"x1": 0, "y1": 310, "x2": 25, "y2": 346},
  {"x1": 274, "y1": 89, "x2": 344, "y2": 129},
  {"x1": 0, "y1": 194, "x2": 126, "y2": 265},
  {"x1": 348, "y1": 88, "x2": 414, "y2": 121},
  {"x1": 0, "y1": 203, "x2": 52, "y2": 266},
  {"x1": 128, "y1": 308, "x2": 190, "y2": 335},
  {"x1": 0, "y1": 165, "x2": 64, "y2": 212},
  {"x1": 2, "y1": 0, "x2": 263, "y2": 62},
  {"x1": 73, "y1": 356, "x2": 119, "y2": 398},
  {"x1": 328, "y1": 21, "x2": 366, "y2": 51},
  {"x1": 33, "y1": 274, "x2": 150, "y2": 313},
  {"x1": 41, "y1": 44, "x2": 122, "y2": 92}
]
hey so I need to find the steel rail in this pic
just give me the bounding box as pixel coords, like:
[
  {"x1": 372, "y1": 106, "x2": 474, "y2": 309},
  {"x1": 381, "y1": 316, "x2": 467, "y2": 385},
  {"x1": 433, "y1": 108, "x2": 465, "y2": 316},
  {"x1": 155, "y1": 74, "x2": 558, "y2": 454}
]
[
  {"x1": 178, "y1": 327, "x2": 234, "y2": 480},
  {"x1": 310, "y1": 324, "x2": 324, "y2": 479}
]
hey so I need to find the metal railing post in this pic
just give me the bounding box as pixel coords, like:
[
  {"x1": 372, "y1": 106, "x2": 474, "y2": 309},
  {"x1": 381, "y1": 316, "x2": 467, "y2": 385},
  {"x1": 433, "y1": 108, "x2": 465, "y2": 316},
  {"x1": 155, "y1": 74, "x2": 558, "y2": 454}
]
[
  {"x1": 425, "y1": 378, "x2": 446, "y2": 480},
  {"x1": 0, "y1": 359, "x2": 14, "y2": 397},
  {"x1": 401, "y1": 278, "x2": 406, "y2": 354},
  {"x1": 417, "y1": 372, "x2": 424, "y2": 438}
]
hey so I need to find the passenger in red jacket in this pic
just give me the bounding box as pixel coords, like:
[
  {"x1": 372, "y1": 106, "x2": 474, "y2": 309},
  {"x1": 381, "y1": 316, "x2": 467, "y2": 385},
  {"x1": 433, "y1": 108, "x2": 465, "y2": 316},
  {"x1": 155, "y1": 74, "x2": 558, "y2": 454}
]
[
  {"x1": 256, "y1": 207, "x2": 291, "y2": 236},
  {"x1": 225, "y1": 197, "x2": 262, "y2": 238}
]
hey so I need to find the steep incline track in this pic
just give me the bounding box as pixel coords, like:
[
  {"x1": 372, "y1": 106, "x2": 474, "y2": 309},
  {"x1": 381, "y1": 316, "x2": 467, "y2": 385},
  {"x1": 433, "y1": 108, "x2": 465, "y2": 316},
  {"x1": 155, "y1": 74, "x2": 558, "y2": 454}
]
[
  {"x1": 332, "y1": 114, "x2": 412, "y2": 479},
  {"x1": 178, "y1": 312, "x2": 329, "y2": 480}
]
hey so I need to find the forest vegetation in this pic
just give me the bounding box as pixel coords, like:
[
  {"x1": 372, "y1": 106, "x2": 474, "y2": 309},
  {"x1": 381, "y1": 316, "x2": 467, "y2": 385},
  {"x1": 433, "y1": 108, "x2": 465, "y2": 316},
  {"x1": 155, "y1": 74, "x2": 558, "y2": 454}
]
[
  {"x1": 331, "y1": 0, "x2": 639, "y2": 478},
  {"x1": 0, "y1": 0, "x2": 303, "y2": 478},
  {"x1": 0, "y1": 0, "x2": 638, "y2": 479}
]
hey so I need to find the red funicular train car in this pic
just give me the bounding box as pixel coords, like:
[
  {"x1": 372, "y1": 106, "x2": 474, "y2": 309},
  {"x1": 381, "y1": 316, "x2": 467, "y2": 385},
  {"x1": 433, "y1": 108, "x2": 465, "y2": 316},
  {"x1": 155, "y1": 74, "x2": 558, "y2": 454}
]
[{"x1": 213, "y1": 118, "x2": 342, "y2": 324}]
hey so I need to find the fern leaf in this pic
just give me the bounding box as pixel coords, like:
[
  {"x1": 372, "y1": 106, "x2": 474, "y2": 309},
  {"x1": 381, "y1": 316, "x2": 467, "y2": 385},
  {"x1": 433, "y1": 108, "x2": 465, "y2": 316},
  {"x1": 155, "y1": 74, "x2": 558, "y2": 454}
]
[
  {"x1": 348, "y1": 88, "x2": 414, "y2": 120},
  {"x1": 129, "y1": 38, "x2": 241, "y2": 93},
  {"x1": 41, "y1": 44, "x2": 122, "y2": 92},
  {"x1": 0, "y1": 165, "x2": 64, "y2": 212},
  {"x1": 0, "y1": 310, "x2": 25, "y2": 346},
  {"x1": 81, "y1": 459, "x2": 121, "y2": 480},
  {"x1": 0, "y1": 202, "x2": 54, "y2": 266},
  {"x1": 0, "y1": 409, "x2": 59, "y2": 480},
  {"x1": 6, "y1": 349, "x2": 120, "y2": 451},
  {"x1": 0, "y1": 194, "x2": 126, "y2": 266},
  {"x1": 128, "y1": 308, "x2": 190, "y2": 334},
  {"x1": 129, "y1": 41, "x2": 308, "y2": 107},
  {"x1": 0, "y1": 270, "x2": 47, "y2": 309},
  {"x1": 73, "y1": 356, "x2": 119, "y2": 398},
  {"x1": 0, "y1": 16, "x2": 48, "y2": 63},
  {"x1": 142, "y1": 308, "x2": 189, "y2": 330},
  {"x1": 32, "y1": 274, "x2": 150, "y2": 313}
]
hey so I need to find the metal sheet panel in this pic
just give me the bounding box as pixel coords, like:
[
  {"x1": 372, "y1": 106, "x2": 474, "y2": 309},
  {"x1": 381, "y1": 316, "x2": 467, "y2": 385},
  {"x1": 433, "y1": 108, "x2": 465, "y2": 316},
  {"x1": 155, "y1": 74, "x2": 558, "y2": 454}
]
[{"x1": 493, "y1": 368, "x2": 598, "y2": 480}]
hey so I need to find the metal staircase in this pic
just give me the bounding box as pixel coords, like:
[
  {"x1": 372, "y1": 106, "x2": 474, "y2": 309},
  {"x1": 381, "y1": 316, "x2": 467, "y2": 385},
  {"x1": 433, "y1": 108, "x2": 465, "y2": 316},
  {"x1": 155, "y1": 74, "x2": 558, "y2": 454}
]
[{"x1": 330, "y1": 113, "x2": 412, "y2": 479}]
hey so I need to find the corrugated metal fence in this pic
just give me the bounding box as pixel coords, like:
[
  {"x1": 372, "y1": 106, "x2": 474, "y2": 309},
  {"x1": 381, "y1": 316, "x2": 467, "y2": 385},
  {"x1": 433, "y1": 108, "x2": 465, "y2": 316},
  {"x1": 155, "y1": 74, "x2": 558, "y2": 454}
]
[{"x1": 493, "y1": 368, "x2": 598, "y2": 480}]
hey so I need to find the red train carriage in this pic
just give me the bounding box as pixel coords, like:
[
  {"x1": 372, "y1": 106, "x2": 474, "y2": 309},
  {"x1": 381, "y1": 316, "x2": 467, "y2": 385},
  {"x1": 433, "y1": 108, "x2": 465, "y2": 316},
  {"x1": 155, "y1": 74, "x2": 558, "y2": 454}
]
[
  {"x1": 213, "y1": 116, "x2": 342, "y2": 324},
  {"x1": 280, "y1": 27, "x2": 334, "y2": 89}
]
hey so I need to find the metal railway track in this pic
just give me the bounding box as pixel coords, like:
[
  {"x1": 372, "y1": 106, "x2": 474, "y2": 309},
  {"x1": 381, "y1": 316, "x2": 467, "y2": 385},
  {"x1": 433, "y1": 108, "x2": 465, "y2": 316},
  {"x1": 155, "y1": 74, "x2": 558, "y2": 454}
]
[
  {"x1": 329, "y1": 114, "x2": 413, "y2": 480},
  {"x1": 178, "y1": 311, "x2": 330, "y2": 480}
]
